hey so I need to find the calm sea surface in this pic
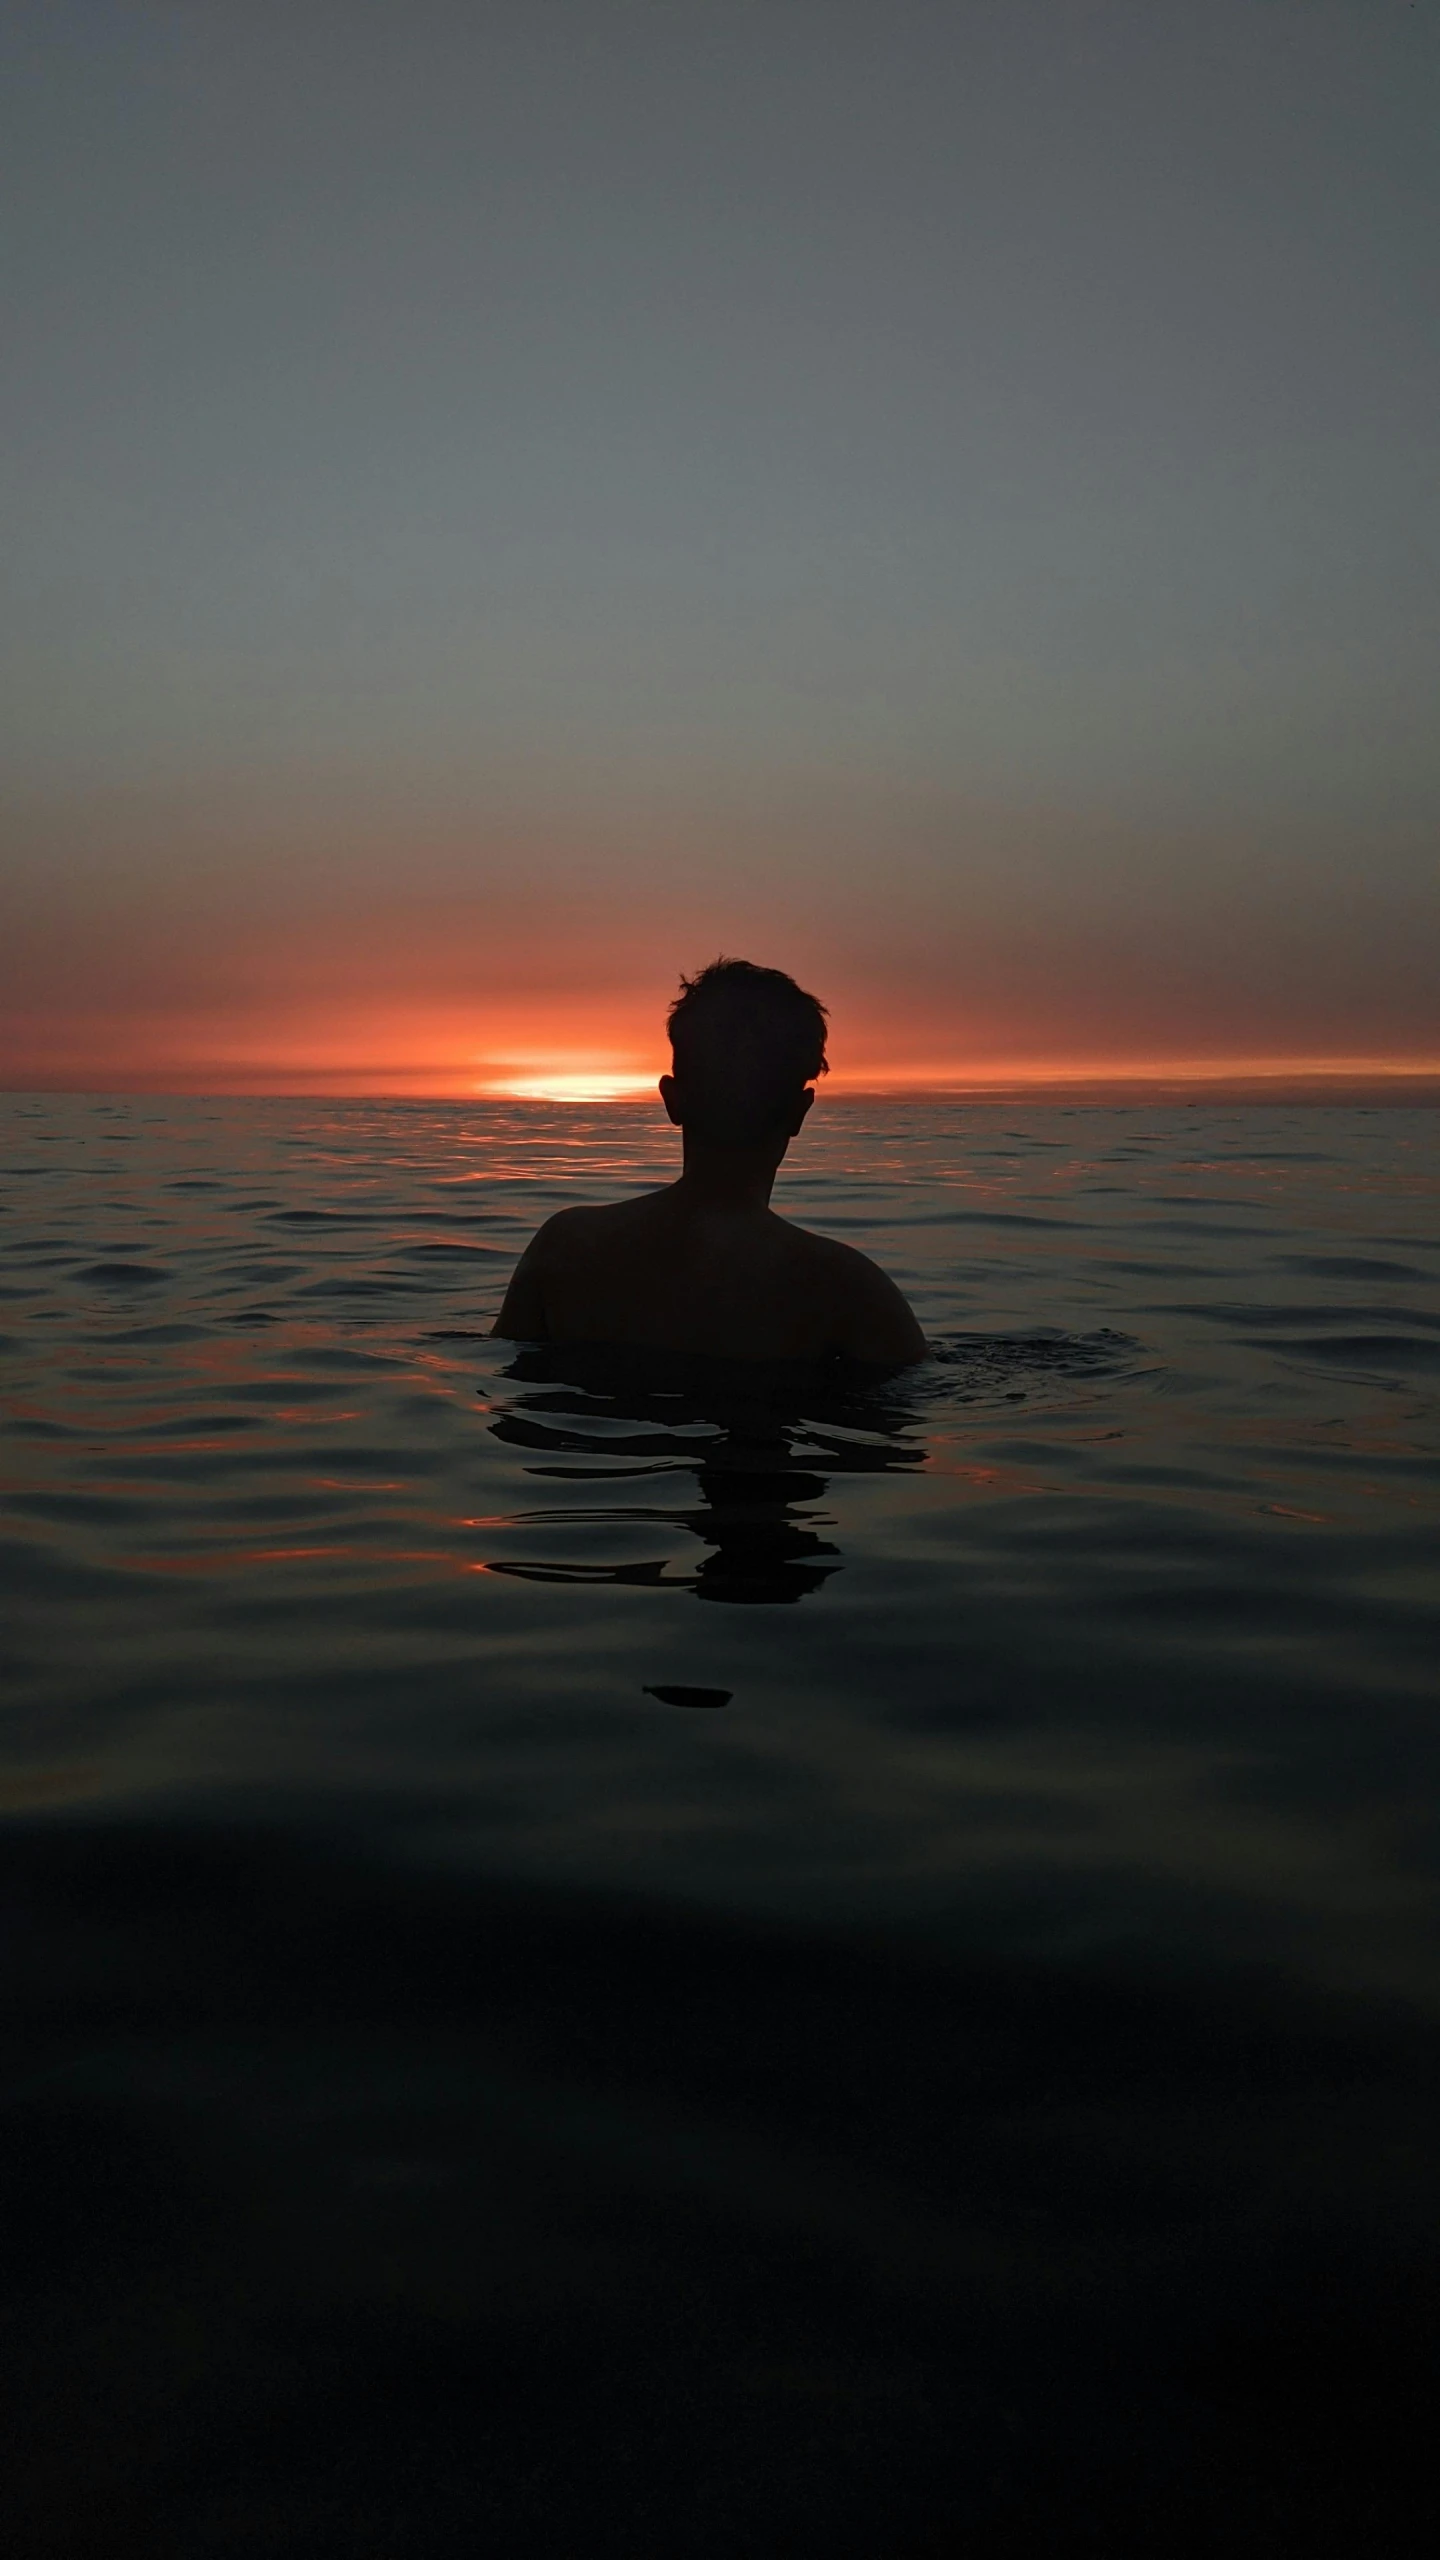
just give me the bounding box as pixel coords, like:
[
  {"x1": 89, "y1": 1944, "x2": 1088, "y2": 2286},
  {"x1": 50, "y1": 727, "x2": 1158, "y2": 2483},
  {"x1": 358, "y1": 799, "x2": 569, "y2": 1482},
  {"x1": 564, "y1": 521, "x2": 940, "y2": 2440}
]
[
  {"x1": 5, "y1": 1092, "x2": 1437, "y2": 1992},
  {"x1": 3, "y1": 1092, "x2": 1439, "y2": 2552}
]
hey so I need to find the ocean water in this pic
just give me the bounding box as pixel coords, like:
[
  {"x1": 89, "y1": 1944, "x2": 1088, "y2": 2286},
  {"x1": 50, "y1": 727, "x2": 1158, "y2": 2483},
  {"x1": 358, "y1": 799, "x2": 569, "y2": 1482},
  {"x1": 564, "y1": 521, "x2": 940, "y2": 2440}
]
[{"x1": 3, "y1": 1092, "x2": 1439, "y2": 2554}]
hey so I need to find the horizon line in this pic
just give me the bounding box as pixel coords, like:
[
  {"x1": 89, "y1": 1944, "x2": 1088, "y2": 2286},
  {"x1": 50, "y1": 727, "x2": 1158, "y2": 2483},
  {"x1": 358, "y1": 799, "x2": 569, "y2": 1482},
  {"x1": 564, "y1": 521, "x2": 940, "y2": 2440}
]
[{"x1": 4, "y1": 1052, "x2": 1440, "y2": 1106}]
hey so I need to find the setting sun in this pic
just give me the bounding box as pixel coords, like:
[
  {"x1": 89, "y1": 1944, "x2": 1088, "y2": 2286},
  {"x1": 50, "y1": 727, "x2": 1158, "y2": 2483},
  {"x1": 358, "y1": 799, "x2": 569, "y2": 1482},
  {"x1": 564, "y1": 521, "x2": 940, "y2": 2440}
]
[{"x1": 487, "y1": 1070, "x2": 659, "y2": 1101}]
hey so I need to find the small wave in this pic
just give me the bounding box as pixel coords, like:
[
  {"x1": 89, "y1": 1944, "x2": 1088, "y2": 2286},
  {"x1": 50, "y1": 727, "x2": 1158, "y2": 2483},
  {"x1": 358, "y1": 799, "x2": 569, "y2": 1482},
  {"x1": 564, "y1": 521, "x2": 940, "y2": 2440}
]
[
  {"x1": 923, "y1": 1328, "x2": 1139, "y2": 1404},
  {"x1": 1258, "y1": 1334, "x2": 1440, "y2": 1376},
  {"x1": 293, "y1": 1276, "x2": 423, "y2": 1299},
  {"x1": 1277, "y1": 1255, "x2": 1430, "y2": 1282},
  {"x1": 74, "y1": 1261, "x2": 170, "y2": 1288},
  {"x1": 1176, "y1": 1301, "x2": 1440, "y2": 1334},
  {"x1": 395, "y1": 1242, "x2": 506, "y2": 1262}
]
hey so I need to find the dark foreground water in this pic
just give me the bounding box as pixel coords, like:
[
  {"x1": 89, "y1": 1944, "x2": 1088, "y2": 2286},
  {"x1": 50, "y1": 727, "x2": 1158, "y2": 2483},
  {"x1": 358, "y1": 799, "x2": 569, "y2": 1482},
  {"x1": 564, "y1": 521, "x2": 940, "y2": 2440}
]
[{"x1": 3, "y1": 1093, "x2": 1438, "y2": 2554}]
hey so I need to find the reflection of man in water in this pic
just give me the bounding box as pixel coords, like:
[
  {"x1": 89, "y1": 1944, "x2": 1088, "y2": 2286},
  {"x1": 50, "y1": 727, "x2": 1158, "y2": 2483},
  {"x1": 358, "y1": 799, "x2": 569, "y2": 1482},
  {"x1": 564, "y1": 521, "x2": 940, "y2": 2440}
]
[
  {"x1": 486, "y1": 1341, "x2": 925, "y2": 1602},
  {"x1": 493, "y1": 959, "x2": 926, "y2": 1364}
]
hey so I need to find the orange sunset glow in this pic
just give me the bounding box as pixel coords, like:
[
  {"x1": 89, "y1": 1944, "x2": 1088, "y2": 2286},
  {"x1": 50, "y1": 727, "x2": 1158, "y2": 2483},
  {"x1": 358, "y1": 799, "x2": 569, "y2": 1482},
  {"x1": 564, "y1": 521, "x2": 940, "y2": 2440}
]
[
  {"x1": 6, "y1": 973, "x2": 1437, "y2": 1105},
  {"x1": 4, "y1": 869, "x2": 1438, "y2": 1101},
  {"x1": 2, "y1": 0, "x2": 1436, "y2": 1108}
]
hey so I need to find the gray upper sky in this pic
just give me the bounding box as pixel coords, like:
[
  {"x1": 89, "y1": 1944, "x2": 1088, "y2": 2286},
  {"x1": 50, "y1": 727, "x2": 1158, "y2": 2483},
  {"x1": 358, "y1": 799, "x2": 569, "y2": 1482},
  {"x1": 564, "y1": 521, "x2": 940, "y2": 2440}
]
[{"x1": 2, "y1": 0, "x2": 1437, "y2": 1077}]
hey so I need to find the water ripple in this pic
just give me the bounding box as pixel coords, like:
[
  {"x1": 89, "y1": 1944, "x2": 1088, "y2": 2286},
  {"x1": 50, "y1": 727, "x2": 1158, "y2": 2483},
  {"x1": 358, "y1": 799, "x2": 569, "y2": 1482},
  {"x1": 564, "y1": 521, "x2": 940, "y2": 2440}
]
[{"x1": 1, "y1": 1092, "x2": 1436, "y2": 2009}]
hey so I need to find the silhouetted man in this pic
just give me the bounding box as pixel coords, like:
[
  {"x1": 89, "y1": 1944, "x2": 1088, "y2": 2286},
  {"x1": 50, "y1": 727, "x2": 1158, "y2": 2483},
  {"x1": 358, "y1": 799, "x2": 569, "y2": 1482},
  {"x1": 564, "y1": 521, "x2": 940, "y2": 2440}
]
[{"x1": 493, "y1": 959, "x2": 926, "y2": 1364}]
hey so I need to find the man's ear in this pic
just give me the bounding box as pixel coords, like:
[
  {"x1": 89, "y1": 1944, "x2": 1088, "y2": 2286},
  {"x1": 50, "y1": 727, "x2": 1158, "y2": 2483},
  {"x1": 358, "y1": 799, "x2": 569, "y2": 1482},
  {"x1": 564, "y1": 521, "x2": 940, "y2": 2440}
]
[{"x1": 659, "y1": 1074, "x2": 684, "y2": 1127}]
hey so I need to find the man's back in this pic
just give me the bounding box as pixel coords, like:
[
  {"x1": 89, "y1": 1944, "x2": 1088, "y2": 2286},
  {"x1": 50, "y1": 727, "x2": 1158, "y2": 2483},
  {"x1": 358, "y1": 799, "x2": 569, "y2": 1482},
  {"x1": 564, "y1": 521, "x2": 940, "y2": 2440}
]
[
  {"x1": 491, "y1": 958, "x2": 926, "y2": 1367},
  {"x1": 494, "y1": 1186, "x2": 925, "y2": 1365}
]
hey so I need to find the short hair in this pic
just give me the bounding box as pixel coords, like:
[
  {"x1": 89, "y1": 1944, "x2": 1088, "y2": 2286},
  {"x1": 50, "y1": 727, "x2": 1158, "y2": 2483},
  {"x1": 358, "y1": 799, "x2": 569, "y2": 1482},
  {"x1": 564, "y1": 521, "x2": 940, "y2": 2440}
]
[{"x1": 666, "y1": 957, "x2": 829, "y2": 1143}]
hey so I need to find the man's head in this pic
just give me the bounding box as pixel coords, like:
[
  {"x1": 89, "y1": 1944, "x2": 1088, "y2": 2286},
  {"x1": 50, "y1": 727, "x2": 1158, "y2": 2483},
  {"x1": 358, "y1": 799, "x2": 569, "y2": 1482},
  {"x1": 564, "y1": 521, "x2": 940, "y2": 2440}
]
[{"x1": 661, "y1": 957, "x2": 829, "y2": 1152}]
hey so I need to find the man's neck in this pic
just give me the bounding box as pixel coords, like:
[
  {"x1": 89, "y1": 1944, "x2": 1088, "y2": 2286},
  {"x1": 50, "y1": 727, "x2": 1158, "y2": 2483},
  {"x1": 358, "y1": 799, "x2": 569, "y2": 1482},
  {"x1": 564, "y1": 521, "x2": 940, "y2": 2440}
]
[{"x1": 674, "y1": 1136, "x2": 784, "y2": 1215}]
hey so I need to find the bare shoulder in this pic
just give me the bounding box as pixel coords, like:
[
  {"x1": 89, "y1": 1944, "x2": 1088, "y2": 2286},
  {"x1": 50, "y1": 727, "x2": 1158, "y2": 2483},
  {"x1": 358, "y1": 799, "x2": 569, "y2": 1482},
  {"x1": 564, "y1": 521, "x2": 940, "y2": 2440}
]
[
  {"x1": 792, "y1": 1222, "x2": 896, "y2": 1286},
  {"x1": 791, "y1": 1223, "x2": 927, "y2": 1363},
  {"x1": 529, "y1": 1195, "x2": 654, "y2": 1262},
  {"x1": 492, "y1": 1194, "x2": 659, "y2": 1336}
]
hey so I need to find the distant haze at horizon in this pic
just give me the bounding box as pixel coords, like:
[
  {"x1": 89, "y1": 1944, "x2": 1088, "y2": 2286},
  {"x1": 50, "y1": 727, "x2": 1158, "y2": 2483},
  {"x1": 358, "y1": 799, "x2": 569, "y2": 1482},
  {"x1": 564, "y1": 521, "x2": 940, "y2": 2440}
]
[{"x1": 2, "y1": 1, "x2": 1436, "y2": 1094}]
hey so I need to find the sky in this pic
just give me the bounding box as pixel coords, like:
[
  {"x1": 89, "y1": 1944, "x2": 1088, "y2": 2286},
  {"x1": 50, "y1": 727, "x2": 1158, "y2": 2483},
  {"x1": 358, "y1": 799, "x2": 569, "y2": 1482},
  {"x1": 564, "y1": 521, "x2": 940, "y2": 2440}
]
[{"x1": 2, "y1": 0, "x2": 1437, "y2": 1095}]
